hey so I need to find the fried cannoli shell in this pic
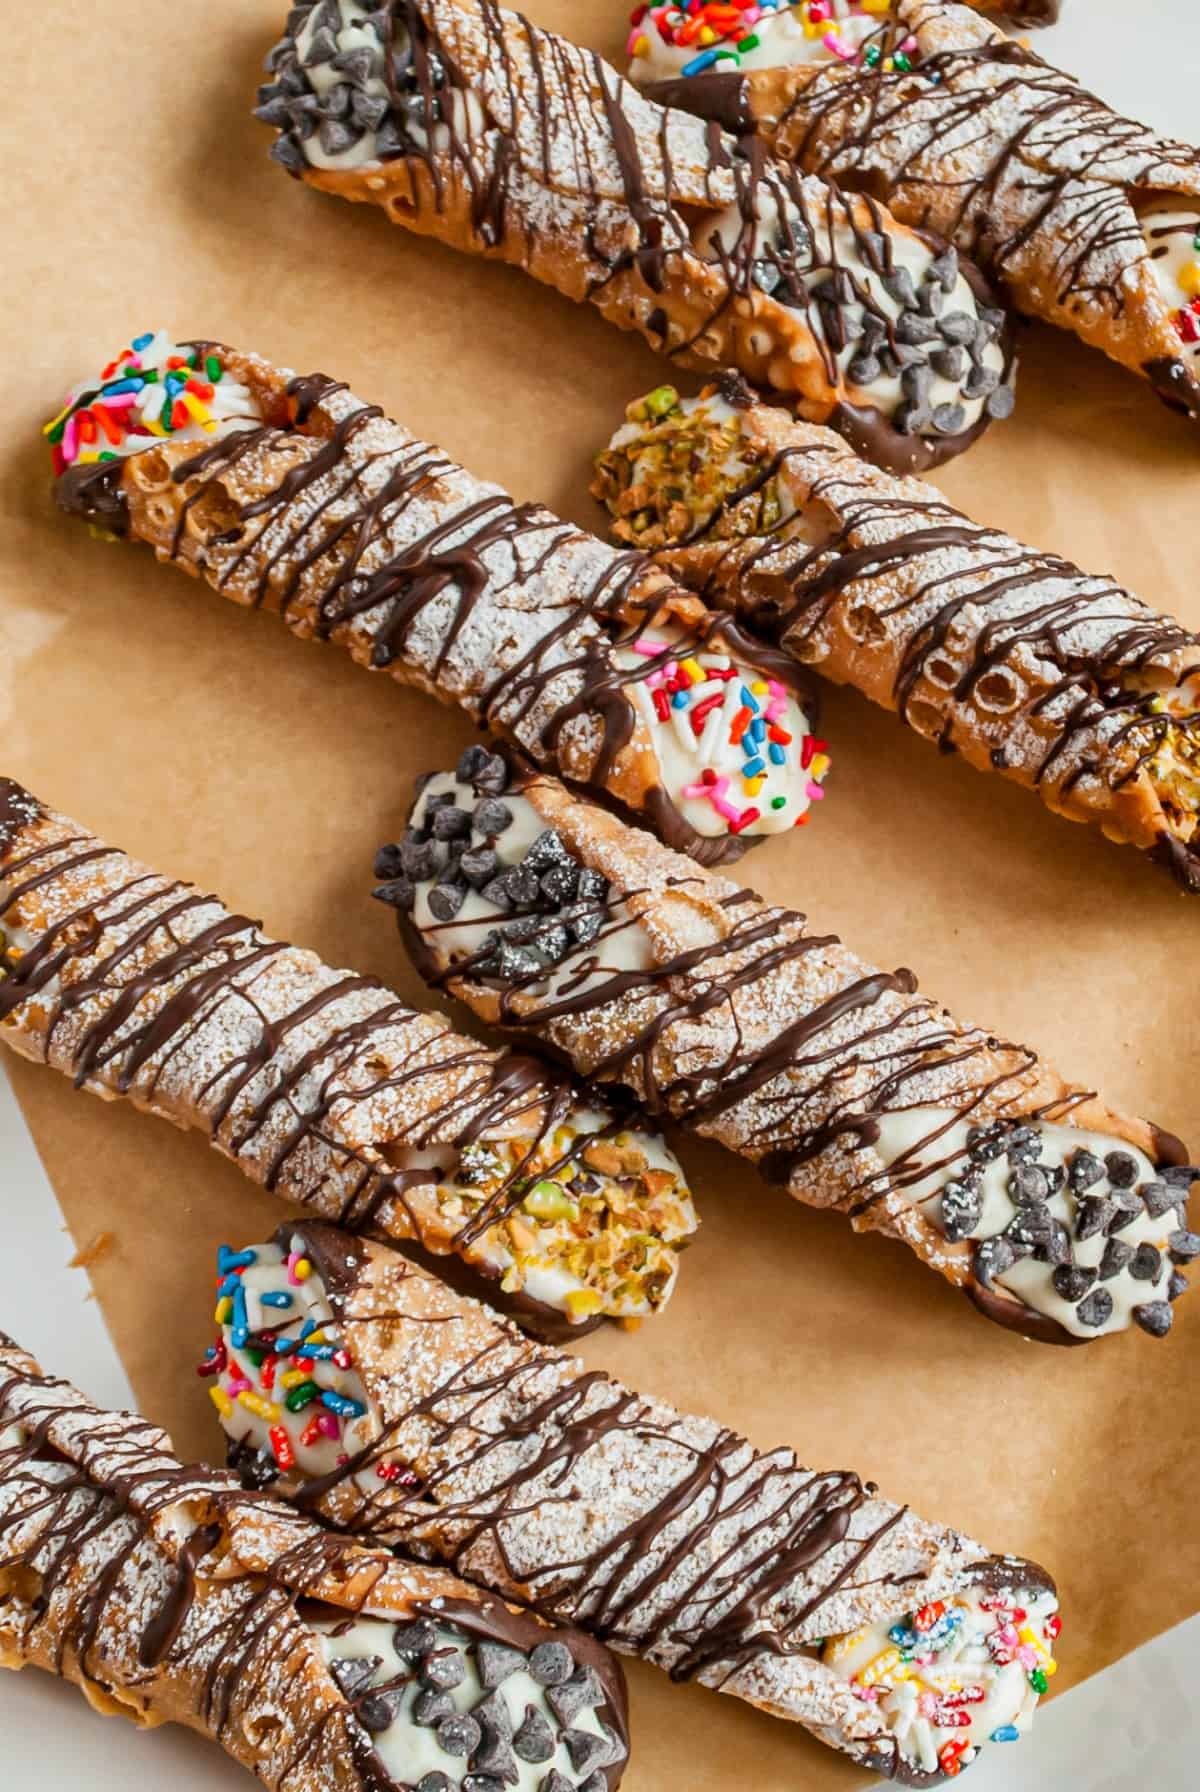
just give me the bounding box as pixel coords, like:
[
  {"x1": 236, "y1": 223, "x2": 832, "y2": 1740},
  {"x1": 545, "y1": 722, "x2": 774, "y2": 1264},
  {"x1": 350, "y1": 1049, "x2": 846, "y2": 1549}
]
[
  {"x1": 0, "y1": 1331, "x2": 628, "y2": 1786},
  {"x1": 222, "y1": 1221, "x2": 1054, "y2": 1786},
  {"x1": 0, "y1": 778, "x2": 692, "y2": 1337},
  {"x1": 644, "y1": 0, "x2": 1200, "y2": 419}
]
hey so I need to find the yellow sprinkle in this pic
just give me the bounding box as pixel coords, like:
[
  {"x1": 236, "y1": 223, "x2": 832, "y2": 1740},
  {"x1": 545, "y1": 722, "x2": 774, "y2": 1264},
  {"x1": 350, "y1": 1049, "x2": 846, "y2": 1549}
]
[
  {"x1": 1178, "y1": 262, "x2": 1200, "y2": 299},
  {"x1": 823, "y1": 1627, "x2": 868, "y2": 1664},
  {"x1": 862, "y1": 0, "x2": 892, "y2": 13},
  {"x1": 632, "y1": 33, "x2": 649, "y2": 56},
  {"x1": 681, "y1": 656, "x2": 704, "y2": 683},
  {"x1": 238, "y1": 1390, "x2": 281, "y2": 1422},
  {"x1": 182, "y1": 392, "x2": 212, "y2": 425},
  {"x1": 856, "y1": 1646, "x2": 904, "y2": 1688},
  {"x1": 698, "y1": 24, "x2": 716, "y2": 43},
  {"x1": 1044, "y1": 1657, "x2": 1058, "y2": 1677},
  {"x1": 751, "y1": 680, "x2": 769, "y2": 695},
  {"x1": 306, "y1": 1328, "x2": 327, "y2": 1345},
  {"x1": 42, "y1": 403, "x2": 72, "y2": 437},
  {"x1": 564, "y1": 1288, "x2": 605, "y2": 1319},
  {"x1": 293, "y1": 1257, "x2": 313, "y2": 1281},
  {"x1": 743, "y1": 777, "x2": 764, "y2": 796},
  {"x1": 77, "y1": 451, "x2": 100, "y2": 464},
  {"x1": 280, "y1": 1369, "x2": 309, "y2": 1389},
  {"x1": 811, "y1": 753, "x2": 831, "y2": 778},
  {"x1": 214, "y1": 1295, "x2": 233, "y2": 1325},
  {"x1": 209, "y1": 1386, "x2": 234, "y2": 1420}
]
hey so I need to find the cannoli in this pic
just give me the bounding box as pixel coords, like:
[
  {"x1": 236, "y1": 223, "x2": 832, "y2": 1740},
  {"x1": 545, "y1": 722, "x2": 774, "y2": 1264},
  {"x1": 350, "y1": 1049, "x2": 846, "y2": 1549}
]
[
  {"x1": 966, "y1": 0, "x2": 1060, "y2": 22},
  {"x1": 47, "y1": 329, "x2": 827, "y2": 863},
  {"x1": 592, "y1": 381, "x2": 1200, "y2": 888},
  {"x1": 0, "y1": 1330, "x2": 629, "y2": 1792},
  {"x1": 254, "y1": 0, "x2": 1018, "y2": 473},
  {"x1": 377, "y1": 748, "x2": 1198, "y2": 1344},
  {"x1": 631, "y1": 0, "x2": 1200, "y2": 423},
  {"x1": 205, "y1": 1220, "x2": 1062, "y2": 1785},
  {"x1": 0, "y1": 776, "x2": 696, "y2": 1334}
]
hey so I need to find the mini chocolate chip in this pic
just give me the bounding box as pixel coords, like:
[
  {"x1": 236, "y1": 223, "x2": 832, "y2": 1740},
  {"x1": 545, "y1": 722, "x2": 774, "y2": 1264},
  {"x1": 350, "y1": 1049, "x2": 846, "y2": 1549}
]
[
  {"x1": 938, "y1": 310, "x2": 977, "y2": 345},
  {"x1": 360, "y1": 1687, "x2": 406, "y2": 1733},
  {"x1": 472, "y1": 1735, "x2": 517, "y2": 1782},
  {"x1": 1041, "y1": 1163, "x2": 1066, "y2": 1194},
  {"x1": 312, "y1": 0, "x2": 342, "y2": 32},
  {"x1": 373, "y1": 877, "x2": 415, "y2": 912},
  {"x1": 847, "y1": 353, "x2": 882, "y2": 385},
  {"x1": 564, "y1": 1731, "x2": 611, "y2": 1776},
  {"x1": 269, "y1": 134, "x2": 309, "y2": 170},
  {"x1": 1107, "y1": 1190, "x2": 1142, "y2": 1233},
  {"x1": 1052, "y1": 1263, "x2": 1096, "y2": 1303},
  {"x1": 1009, "y1": 1202, "x2": 1052, "y2": 1246},
  {"x1": 475, "y1": 797, "x2": 513, "y2": 835},
  {"x1": 1099, "y1": 1237, "x2": 1135, "y2": 1280},
  {"x1": 513, "y1": 1706, "x2": 556, "y2": 1763},
  {"x1": 332, "y1": 46, "x2": 374, "y2": 85},
  {"x1": 918, "y1": 281, "x2": 945, "y2": 317},
  {"x1": 524, "y1": 830, "x2": 572, "y2": 873},
  {"x1": 930, "y1": 345, "x2": 966, "y2": 381},
  {"x1": 540, "y1": 865, "x2": 578, "y2": 904},
  {"x1": 1105, "y1": 1151, "x2": 1139, "y2": 1188},
  {"x1": 884, "y1": 267, "x2": 918, "y2": 307},
  {"x1": 548, "y1": 1667, "x2": 602, "y2": 1725},
  {"x1": 495, "y1": 940, "x2": 543, "y2": 981},
  {"x1": 963, "y1": 361, "x2": 1001, "y2": 399},
  {"x1": 577, "y1": 1774, "x2": 610, "y2": 1792},
  {"x1": 277, "y1": 65, "x2": 309, "y2": 95},
  {"x1": 1067, "y1": 1149, "x2": 1105, "y2": 1193},
  {"x1": 504, "y1": 865, "x2": 542, "y2": 906},
  {"x1": 285, "y1": 4, "x2": 313, "y2": 32},
  {"x1": 463, "y1": 1779, "x2": 506, "y2": 1792},
  {"x1": 374, "y1": 116, "x2": 409, "y2": 157},
  {"x1": 471, "y1": 1692, "x2": 513, "y2": 1741},
  {"x1": 896, "y1": 310, "x2": 940, "y2": 346},
  {"x1": 1142, "y1": 1181, "x2": 1182, "y2": 1219},
  {"x1": 400, "y1": 838, "x2": 437, "y2": 881},
  {"x1": 1162, "y1": 1164, "x2": 1199, "y2": 1190},
  {"x1": 427, "y1": 884, "x2": 465, "y2": 922},
  {"x1": 1132, "y1": 1301, "x2": 1173, "y2": 1338},
  {"x1": 437, "y1": 1713, "x2": 482, "y2": 1757},
  {"x1": 902, "y1": 364, "x2": 934, "y2": 404},
  {"x1": 1168, "y1": 1228, "x2": 1200, "y2": 1263},
  {"x1": 752, "y1": 257, "x2": 782, "y2": 296},
  {"x1": 1168, "y1": 1270, "x2": 1189, "y2": 1301},
  {"x1": 539, "y1": 1774, "x2": 572, "y2": 1792},
  {"x1": 414, "y1": 1690, "x2": 456, "y2": 1726},
  {"x1": 568, "y1": 908, "x2": 604, "y2": 947},
  {"x1": 1074, "y1": 1287, "x2": 1114, "y2": 1329},
  {"x1": 323, "y1": 81, "x2": 353, "y2": 120},
  {"x1": 459, "y1": 846, "x2": 499, "y2": 889},
  {"x1": 432, "y1": 805, "x2": 472, "y2": 841},
  {"x1": 858, "y1": 229, "x2": 887, "y2": 266},
  {"x1": 255, "y1": 95, "x2": 294, "y2": 126},
  {"x1": 1008, "y1": 1164, "x2": 1048, "y2": 1204},
  {"x1": 416, "y1": 1777, "x2": 453, "y2": 1792},
  {"x1": 860, "y1": 314, "x2": 887, "y2": 355},
  {"x1": 395, "y1": 1621, "x2": 439, "y2": 1658},
  {"x1": 980, "y1": 305, "x2": 1007, "y2": 336},
  {"x1": 352, "y1": 89, "x2": 389, "y2": 130},
  {"x1": 932, "y1": 402, "x2": 967, "y2": 435},
  {"x1": 530, "y1": 1642, "x2": 574, "y2": 1687},
  {"x1": 532, "y1": 923, "x2": 571, "y2": 962},
  {"x1": 929, "y1": 247, "x2": 959, "y2": 291},
  {"x1": 476, "y1": 1642, "x2": 527, "y2": 1689},
  {"x1": 894, "y1": 400, "x2": 931, "y2": 436},
  {"x1": 504, "y1": 915, "x2": 544, "y2": 946},
  {"x1": 457, "y1": 746, "x2": 509, "y2": 794},
  {"x1": 422, "y1": 1649, "x2": 466, "y2": 1692},
  {"x1": 986, "y1": 385, "x2": 1016, "y2": 421},
  {"x1": 1129, "y1": 1243, "x2": 1162, "y2": 1281},
  {"x1": 967, "y1": 1124, "x2": 1007, "y2": 1162},
  {"x1": 1037, "y1": 1219, "x2": 1072, "y2": 1266},
  {"x1": 330, "y1": 1655, "x2": 381, "y2": 1700},
  {"x1": 974, "y1": 1235, "x2": 1017, "y2": 1281},
  {"x1": 1075, "y1": 1194, "x2": 1114, "y2": 1239},
  {"x1": 480, "y1": 876, "x2": 514, "y2": 911},
  {"x1": 374, "y1": 842, "x2": 406, "y2": 880},
  {"x1": 941, "y1": 1178, "x2": 982, "y2": 1243},
  {"x1": 306, "y1": 25, "x2": 338, "y2": 62}
]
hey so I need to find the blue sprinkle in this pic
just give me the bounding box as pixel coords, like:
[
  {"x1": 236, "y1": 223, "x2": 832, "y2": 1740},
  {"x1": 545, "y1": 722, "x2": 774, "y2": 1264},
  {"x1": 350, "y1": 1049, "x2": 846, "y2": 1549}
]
[
  {"x1": 273, "y1": 1335, "x2": 298, "y2": 1357},
  {"x1": 671, "y1": 691, "x2": 689, "y2": 709},
  {"x1": 295, "y1": 1342, "x2": 337, "y2": 1360},
  {"x1": 231, "y1": 1282, "x2": 249, "y2": 1348},
  {"x1": 218, "y1": 1271, "x2": 244, "y2": 1297},
  {"x1": 749, "y1": 717, "x2": 766, "y2": 742},
  {"x1": 321, "y1": 1390, "x2": 366, "y2": 1418},
  {"x1": 102, "y1": 376, "x2": 144, "y2": 397},
  {"x1": 742, "y1": 756, "x2": 765, "y2": 778},
  {"x1": 888, "y1": 1623, "x2": 917, "y2": 1649},
  {"x1": 217, "y1": 1245, "x2": 258, "y2": 1273},
  {"x1": 132, "y1": 331, "x2": 155, "y2": 351},
  {"x1": 768, "y1": 742, "x2": 787, "y2": 765},
  {"x1": 299, "y1": 1319, "x2": 317, "y2": 1340},
  {"x1": 261, "y1": 1290, "x2": 294, "y2": 1309},
  {"x1": 740, "y1": 685, "x2": 759, "y2": 711},
  {"x1": 681, "y1": 48, "x2": 719, "y2": 76},
  {"x1": 990, "y1": 1726, "x2": 1020, "y2": 1743}
]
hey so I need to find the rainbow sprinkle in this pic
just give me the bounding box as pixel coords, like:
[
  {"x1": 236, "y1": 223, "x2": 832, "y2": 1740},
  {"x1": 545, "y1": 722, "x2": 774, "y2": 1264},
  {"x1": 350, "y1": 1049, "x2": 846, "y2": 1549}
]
[
  {"x1": 629, "y1": 1, "x2": 903, "y2": 75},
  {"x1": 44, "y1": 330, "x2": 259, "y2": 478}
]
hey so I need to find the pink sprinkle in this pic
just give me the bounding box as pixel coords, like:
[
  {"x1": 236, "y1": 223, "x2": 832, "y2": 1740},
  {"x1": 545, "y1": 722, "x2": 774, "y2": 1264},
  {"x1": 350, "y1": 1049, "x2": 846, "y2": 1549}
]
[
  {"x1": 286, "y1": 1249, "x2": 304, "y2": 1286},
  {"x1": 767, "y1": 680, "x2": 785, "y2": 696},
  {"x1": 62, "y1": 414, "x2": 79, "y2": 463},
  {"x1": 663, "y1": 661, "x2": 678, "y2": 681},
  {"x1": 806, "y1": 781, "x2": 826, "y2": 801},
  {"x1": 1016, "y1": 1645, "x2": 1037, "y2": 1669},
  {"x1": 226, "y1": 1373, "x2": 251, "y2": 1395},
  {"x1": 317, "y1": 1412, "x2": 340, "y2": 1439},
  {"x1": 95, "y1": 392, "x2": 137, "y2": 411},
  {"x1": 630, "y1": 638, "x2": 669, "y2": 657}
]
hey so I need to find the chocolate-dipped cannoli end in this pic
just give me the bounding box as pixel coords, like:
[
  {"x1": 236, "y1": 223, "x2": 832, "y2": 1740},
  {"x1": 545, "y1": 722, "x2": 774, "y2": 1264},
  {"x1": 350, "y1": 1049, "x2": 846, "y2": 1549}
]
[
  {"x1": 822, "y1": 1555, "x2": 1060, "y2": 1783},
  {"x1": 0, "y1": 779, "x2": 42, "y2": 853}
]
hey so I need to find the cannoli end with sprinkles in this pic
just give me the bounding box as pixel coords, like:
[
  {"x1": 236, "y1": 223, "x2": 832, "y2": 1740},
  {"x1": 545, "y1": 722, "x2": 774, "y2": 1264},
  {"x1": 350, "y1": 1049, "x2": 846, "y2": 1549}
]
[
  {"x1": 253, "y1": 0, "x2": 1017, "y2": 475},
  {"x1": 629, "y1": 0, "x2": 1200, "y2": 426},
  {"x1": 0, "y1": 772, "x2": 696, "y2": 1337},
  {"x1": 377, "y1": 750, "x2": 1198, "y2": 1346},
  {"x1": 46, "y1": 328, "x2": 829, "y2": 866},
  {"x1": 591, "y1": 380, "x2": 1200, "y2": 892},
  {"x1": 0, "y1": 1328, "x2": 631, "y2": 1792},
  {"x1": 205, "y1": 1220, "x2": 1061, "y2": 1786}
]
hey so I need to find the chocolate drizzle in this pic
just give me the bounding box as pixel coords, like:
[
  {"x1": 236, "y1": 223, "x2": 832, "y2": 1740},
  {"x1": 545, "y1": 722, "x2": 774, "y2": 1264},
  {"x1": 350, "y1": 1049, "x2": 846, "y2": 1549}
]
[
  {"x1": 0, "y1": 793, "x2": 668, "y2": 1325},
  {"x1": 255, "y1": 1, "x2": 1014, "y2": 472},
  {"x1": 268, "y1": 1220, "x2": 1053, "y2": 1782}
]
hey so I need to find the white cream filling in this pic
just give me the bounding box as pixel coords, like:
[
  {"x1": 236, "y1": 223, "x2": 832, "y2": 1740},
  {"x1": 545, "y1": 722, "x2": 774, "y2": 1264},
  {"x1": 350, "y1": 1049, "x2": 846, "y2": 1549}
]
[
  {"x1": 310, "y1": 1610, "x2": 610, "y2": 1792},
  {"x1": 54, "y1": 329, "x2": 262, "y2": 464},
  {"x1": 631, "y1": 2, "x2": 883, "y2": 85},
  {"x1": 1142, "y1": 203, "x2": 1200, "y2": 357},
  {"x1": 874, "y1": 1107, "x2": 1180, "y2": 1337},
  {"x1": 825, "y1": 1585, "x2": 1058, "y2": 1775},
  {"x1": 294, "y1": 0, "x2": 487, "y2": 171},
  {"x1": 698, "y1": 187, "x2": 1003, "y2": 428}
]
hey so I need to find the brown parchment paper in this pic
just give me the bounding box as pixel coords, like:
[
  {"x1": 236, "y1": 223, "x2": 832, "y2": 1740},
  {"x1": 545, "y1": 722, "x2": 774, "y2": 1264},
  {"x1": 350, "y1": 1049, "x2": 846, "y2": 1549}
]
[{"x1": 1, "y1": 3, "x2": 1197, "y2": 1784}]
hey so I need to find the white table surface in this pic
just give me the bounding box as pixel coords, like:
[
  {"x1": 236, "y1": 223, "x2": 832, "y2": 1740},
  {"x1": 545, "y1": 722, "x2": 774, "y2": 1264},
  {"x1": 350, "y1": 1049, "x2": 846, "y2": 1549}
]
[{"x1": 3, "y1": 1, "x2": 1199, "y2": 1785}]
